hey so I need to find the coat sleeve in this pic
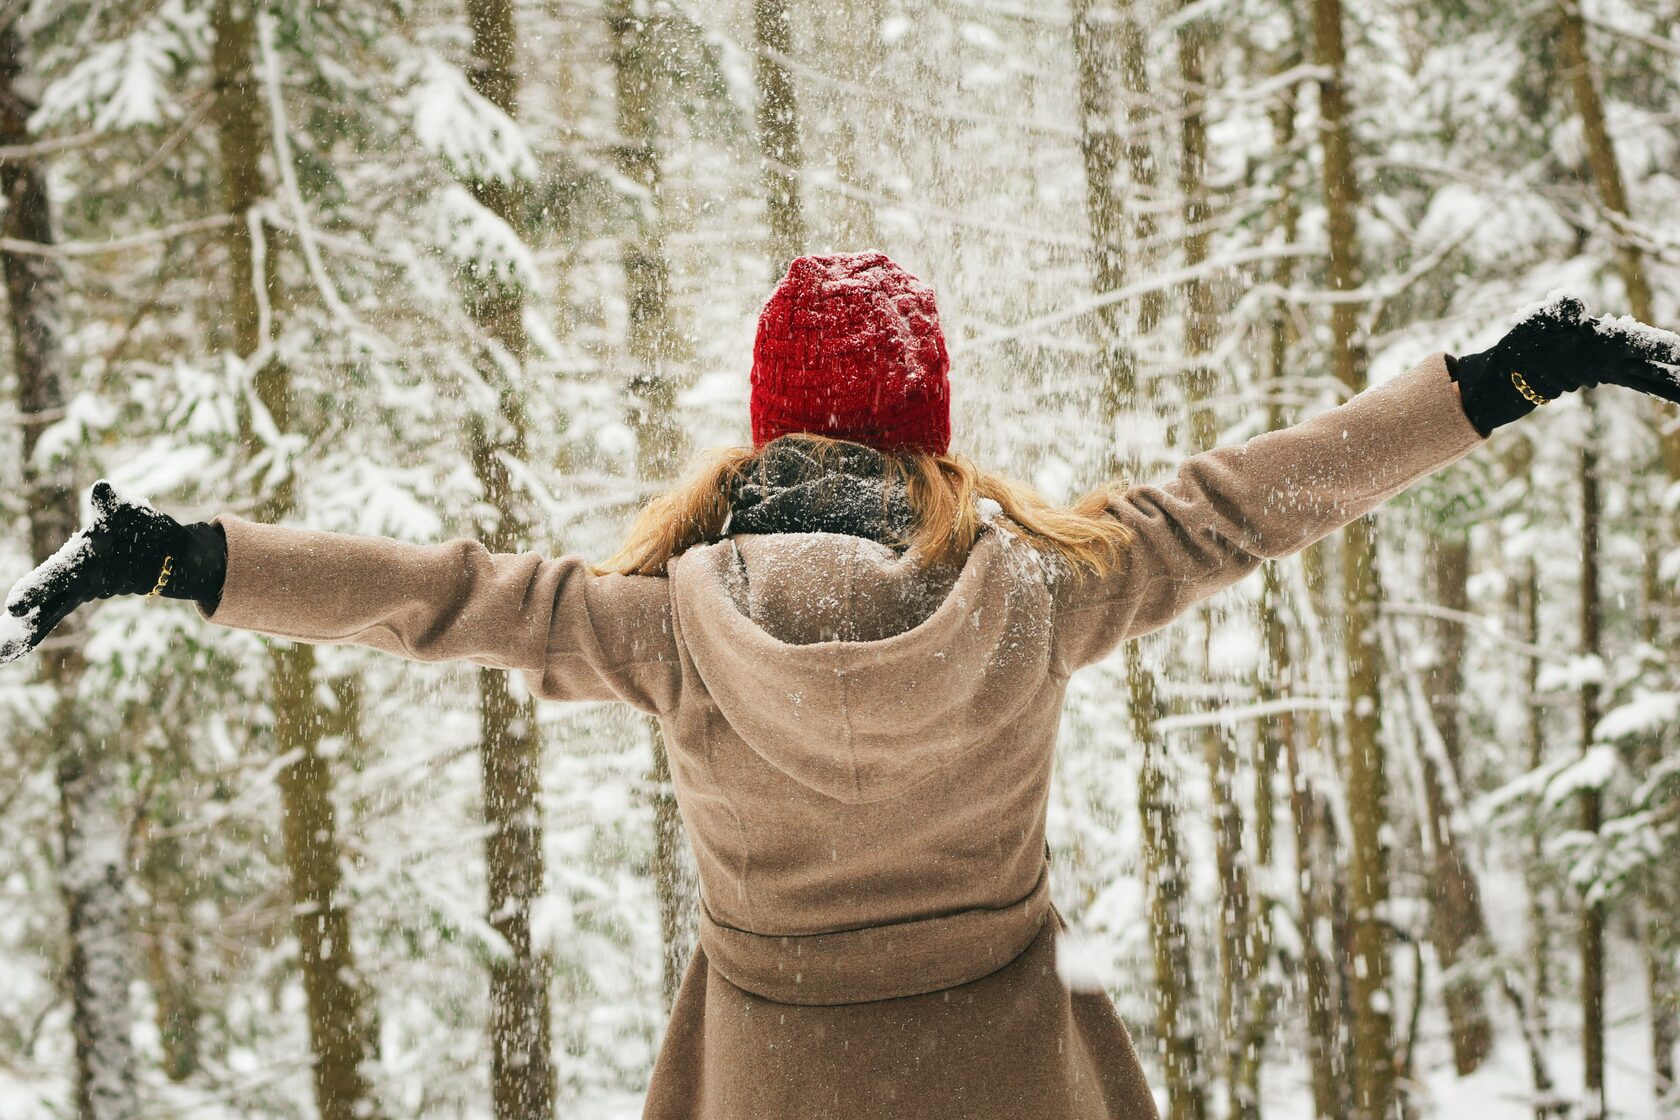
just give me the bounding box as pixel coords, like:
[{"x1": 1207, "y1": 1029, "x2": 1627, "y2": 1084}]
[
  {"x1": 196, "y1": 516, "x2": 682, "y2": 714},
  {"x1": 1054, "y1": 353, "x2": 1486, "y2": 671}
]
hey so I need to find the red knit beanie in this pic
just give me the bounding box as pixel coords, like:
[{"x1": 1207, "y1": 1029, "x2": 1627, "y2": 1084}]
[{"x1": 750, "y1": 252, "x2": 951, "y2": 455}]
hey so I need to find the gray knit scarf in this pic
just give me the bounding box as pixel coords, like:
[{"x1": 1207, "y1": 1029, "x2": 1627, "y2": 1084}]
[{"x1": 725, "y1": 441, "x2": 916, "y2": 548}]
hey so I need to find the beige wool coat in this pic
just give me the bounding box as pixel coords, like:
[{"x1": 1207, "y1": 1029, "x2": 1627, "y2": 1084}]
[{"x1": 199, "y1": 355, "x2": 1485, "y2": 1119}]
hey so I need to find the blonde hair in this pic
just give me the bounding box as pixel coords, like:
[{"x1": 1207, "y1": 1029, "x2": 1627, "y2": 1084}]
[{"x1": 600, "y1": 433, "x2": 1133, "y2": 579}]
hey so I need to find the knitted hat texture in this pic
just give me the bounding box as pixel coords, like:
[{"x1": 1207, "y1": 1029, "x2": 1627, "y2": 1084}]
[{"x1": 750, "y1": 252, "x2": 951, "y2": 455}]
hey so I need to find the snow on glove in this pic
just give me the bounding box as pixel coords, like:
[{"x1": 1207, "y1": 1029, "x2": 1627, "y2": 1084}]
[
  {"x1": 1447, "y1": 293, "x2": 1680, "y2": 436},
  {"x1": 0, "y1": 481, "x2": 227, "y2": 665}
]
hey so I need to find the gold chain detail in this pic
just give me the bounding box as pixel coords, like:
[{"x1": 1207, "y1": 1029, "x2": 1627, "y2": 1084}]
[
  {"x1": 148, "y1": 555, "x2": 174, "y2": 597},
  {"x1": 1510, "y1": 369, "x2": 1552, "y2": 407}
]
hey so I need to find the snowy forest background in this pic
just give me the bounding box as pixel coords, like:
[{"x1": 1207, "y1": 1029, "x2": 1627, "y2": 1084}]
[{"x1": 0, "y1": 0, "x2": 1677, "y2": 1117}]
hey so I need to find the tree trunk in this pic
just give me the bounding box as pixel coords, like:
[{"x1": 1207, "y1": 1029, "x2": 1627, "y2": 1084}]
[
  {"x1": 608, "y1": 0, "x2": 694, "y2": 1010},
  {"x1": 1555, "y1": 0, "x2": 1680, "y2": 477},
  {"x1": 1639, "y1": 543, "x2": 1680, "y2": 1104},
  {"x1": 1309, "y1": 1, "x2": 1395, "y2": 1115},
  {"x1": 645, "y1": 721, "x2": 695, "y2": 1010},
  {"x1": 212, "y1": 7, "x2": 379, "y2": 1119},
  {"x1": 144, "y1": 928, "x2": 201, "y2": 1083},
  {"x1": 1418, "y1": 744, "x2": 1493, "y2": 1078},
  {"x1": 139, "y1": 800, "x2": 203, "y2": 1083},
  {"x1": 1130, "y1": 654, "x2": 1211, "y2": 1120},
  {"x1": 1245, "y1": 667, "x2": 1279, "y2": 1120},
  {"x1": 1285, "y1": 723, "x2": 1351, "y2": 1120},
  {"x1": 475, "y1": 670, "x2": 552, "y2": 1120},
  {"x1": 1115, "y1": 8, "x2": 1164, "y2": 334},
  {"x1": 271, "y1": 646, "x2": 381, "y2": 1120},
  {"x1": 1070, "y1": 0, "x2": 1138, "y2": 463},
  {"x1": 755, "y1": 0, "x2": 806, "y2": 270},
  {"x1": 1174, "y1": 7, "x2": 1218, "y2": 453},
  {"x1": 610, "y1": 0, "x2": 682, "y2": 482},
  {"x1": 1648, "y1": 926, "x2": 1678, "y2": 1106},
  {"x1": 54, "y1": 735, "x2": 139, "y2": 1120},
  {"x1": 831, "y1": 120, "x2": 881, "y2": 250},
  {"x1": 1556, "y1": 0, "x2": 1653, "y2": 325},
  {"x1": 459, "y1": 1, "x2": 556, "y2": 1115},
  {"x1": 810, "y1": 0, "x2": 884, "y2": 249},
  {"x1": 0, "y1": 20, "x2": 141, "y2": 1120},
  {"x1": 1071, "y1": 6, "x2": 1206, "y2": 1117},
  {"x1": 1423, "y1": 539, "x2": 1470, "y2": 788},
  {"x1": 1497, "y1": 429, "x2": 1556, "y2": 1078},
  {"x1": 1173, "y1": 12, "x2": 1257, "y2": 1116},
  {"x1": 1203, "y1": 714, "x2": 1259, "y2": 1120},
  {"x1": 1259, "y1": 68, "x2": 1346, "y2": 1119},
  {"x1": 1520, "y1": 553, "x2": 1551, "y2": 1046},
  {"x1": 1560, "y1": 12, "x2": 1680, "y2": 1088},
  {"x1": 1421, "y1": 537, "x2": 1493, "y2": 1075},
  {"x1": 1261, "y1": 81, "x2": 1345, "y2": 1118},
  {"x1": 1578, "y1": 395, "x2": 1606, "y2": 1120}
]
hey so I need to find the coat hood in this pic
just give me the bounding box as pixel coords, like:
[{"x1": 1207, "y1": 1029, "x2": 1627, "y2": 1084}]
[{"x1": 667, "y1": 526, "x2": 1058, "y2": 805}]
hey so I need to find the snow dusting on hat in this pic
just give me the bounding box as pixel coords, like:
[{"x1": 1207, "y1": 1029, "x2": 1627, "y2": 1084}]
[{"x1": 750, "y1": 252, "x2": 952, "y2": 455}]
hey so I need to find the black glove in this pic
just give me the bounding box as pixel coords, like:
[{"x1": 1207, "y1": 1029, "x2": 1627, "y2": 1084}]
[
  {"x1": 1447, "y1": 294, "x2": 1680, "y2": 436},
  {"x1": 0, "y1": 481, "x2": 227, "y2": 664}
]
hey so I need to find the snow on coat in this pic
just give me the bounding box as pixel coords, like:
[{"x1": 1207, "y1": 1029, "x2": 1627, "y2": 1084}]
[{"x1": 196, "y1": 354, "x2": 1484, "y2": 1119}]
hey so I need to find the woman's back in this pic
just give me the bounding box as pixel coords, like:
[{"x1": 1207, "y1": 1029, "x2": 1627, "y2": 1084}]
[
  {"x1": 654, "y1": 521, "x2": 1157, "y2": 1119},
  {"x1": 664, "y1": 524, "x2": 1065, "y2": 989}
]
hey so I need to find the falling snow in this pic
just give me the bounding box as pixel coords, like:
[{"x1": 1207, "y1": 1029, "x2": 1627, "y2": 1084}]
[{"x1": 0, "y1": 2, "x2": 1678, "y2": 1119}]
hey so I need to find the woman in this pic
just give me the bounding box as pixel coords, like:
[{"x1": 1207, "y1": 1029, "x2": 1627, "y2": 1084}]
[{"x1": 5, "y1": 253, "x2": 1680, "y2": 1119}]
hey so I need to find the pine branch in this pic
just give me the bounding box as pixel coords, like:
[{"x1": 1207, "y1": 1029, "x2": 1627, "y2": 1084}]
[{"x1": 0, "y1": 215, "x2": 232, "y2": 258}]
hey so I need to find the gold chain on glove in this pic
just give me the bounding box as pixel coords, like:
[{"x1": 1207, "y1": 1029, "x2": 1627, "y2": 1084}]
[
  {"x1": 149, "y1": 555, "x2": 174, "y2": 597},
  {"x1": 1511, "y1": 369, "x2": 1552, "y2": 407}
]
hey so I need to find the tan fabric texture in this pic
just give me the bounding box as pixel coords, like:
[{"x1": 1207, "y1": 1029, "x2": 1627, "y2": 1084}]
[
  {"x1": 645, "y1": 906, "x2": 1158, "y2": 1120},
  {"x1": 199, "y1": 354, "x2": 1484, "y2": 1118}
]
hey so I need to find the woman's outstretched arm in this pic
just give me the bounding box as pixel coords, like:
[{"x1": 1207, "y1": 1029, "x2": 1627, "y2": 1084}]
[
  {"x1": 3, "y1": 491, "x2": 680, "y2": 713},
  {"x1": 1054, "y1": 297, "x2": 1680, "y2": 671},
  {"x1": 1054, "y1": 353, "x2": 1482, "y2": 670},
  {"x1": 200, "y1": 516, "x2": 678, "y2": 709}
]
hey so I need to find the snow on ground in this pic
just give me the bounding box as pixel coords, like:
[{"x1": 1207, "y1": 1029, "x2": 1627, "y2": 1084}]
[{"x1": 1246, "y1": 949, "x2": 1666, "y2": 1119}]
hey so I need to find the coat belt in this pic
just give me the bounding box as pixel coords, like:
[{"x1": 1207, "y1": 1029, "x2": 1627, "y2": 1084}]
[{"x1": 696, "y1": 863, "x2": 1052, "y2": 1006}]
